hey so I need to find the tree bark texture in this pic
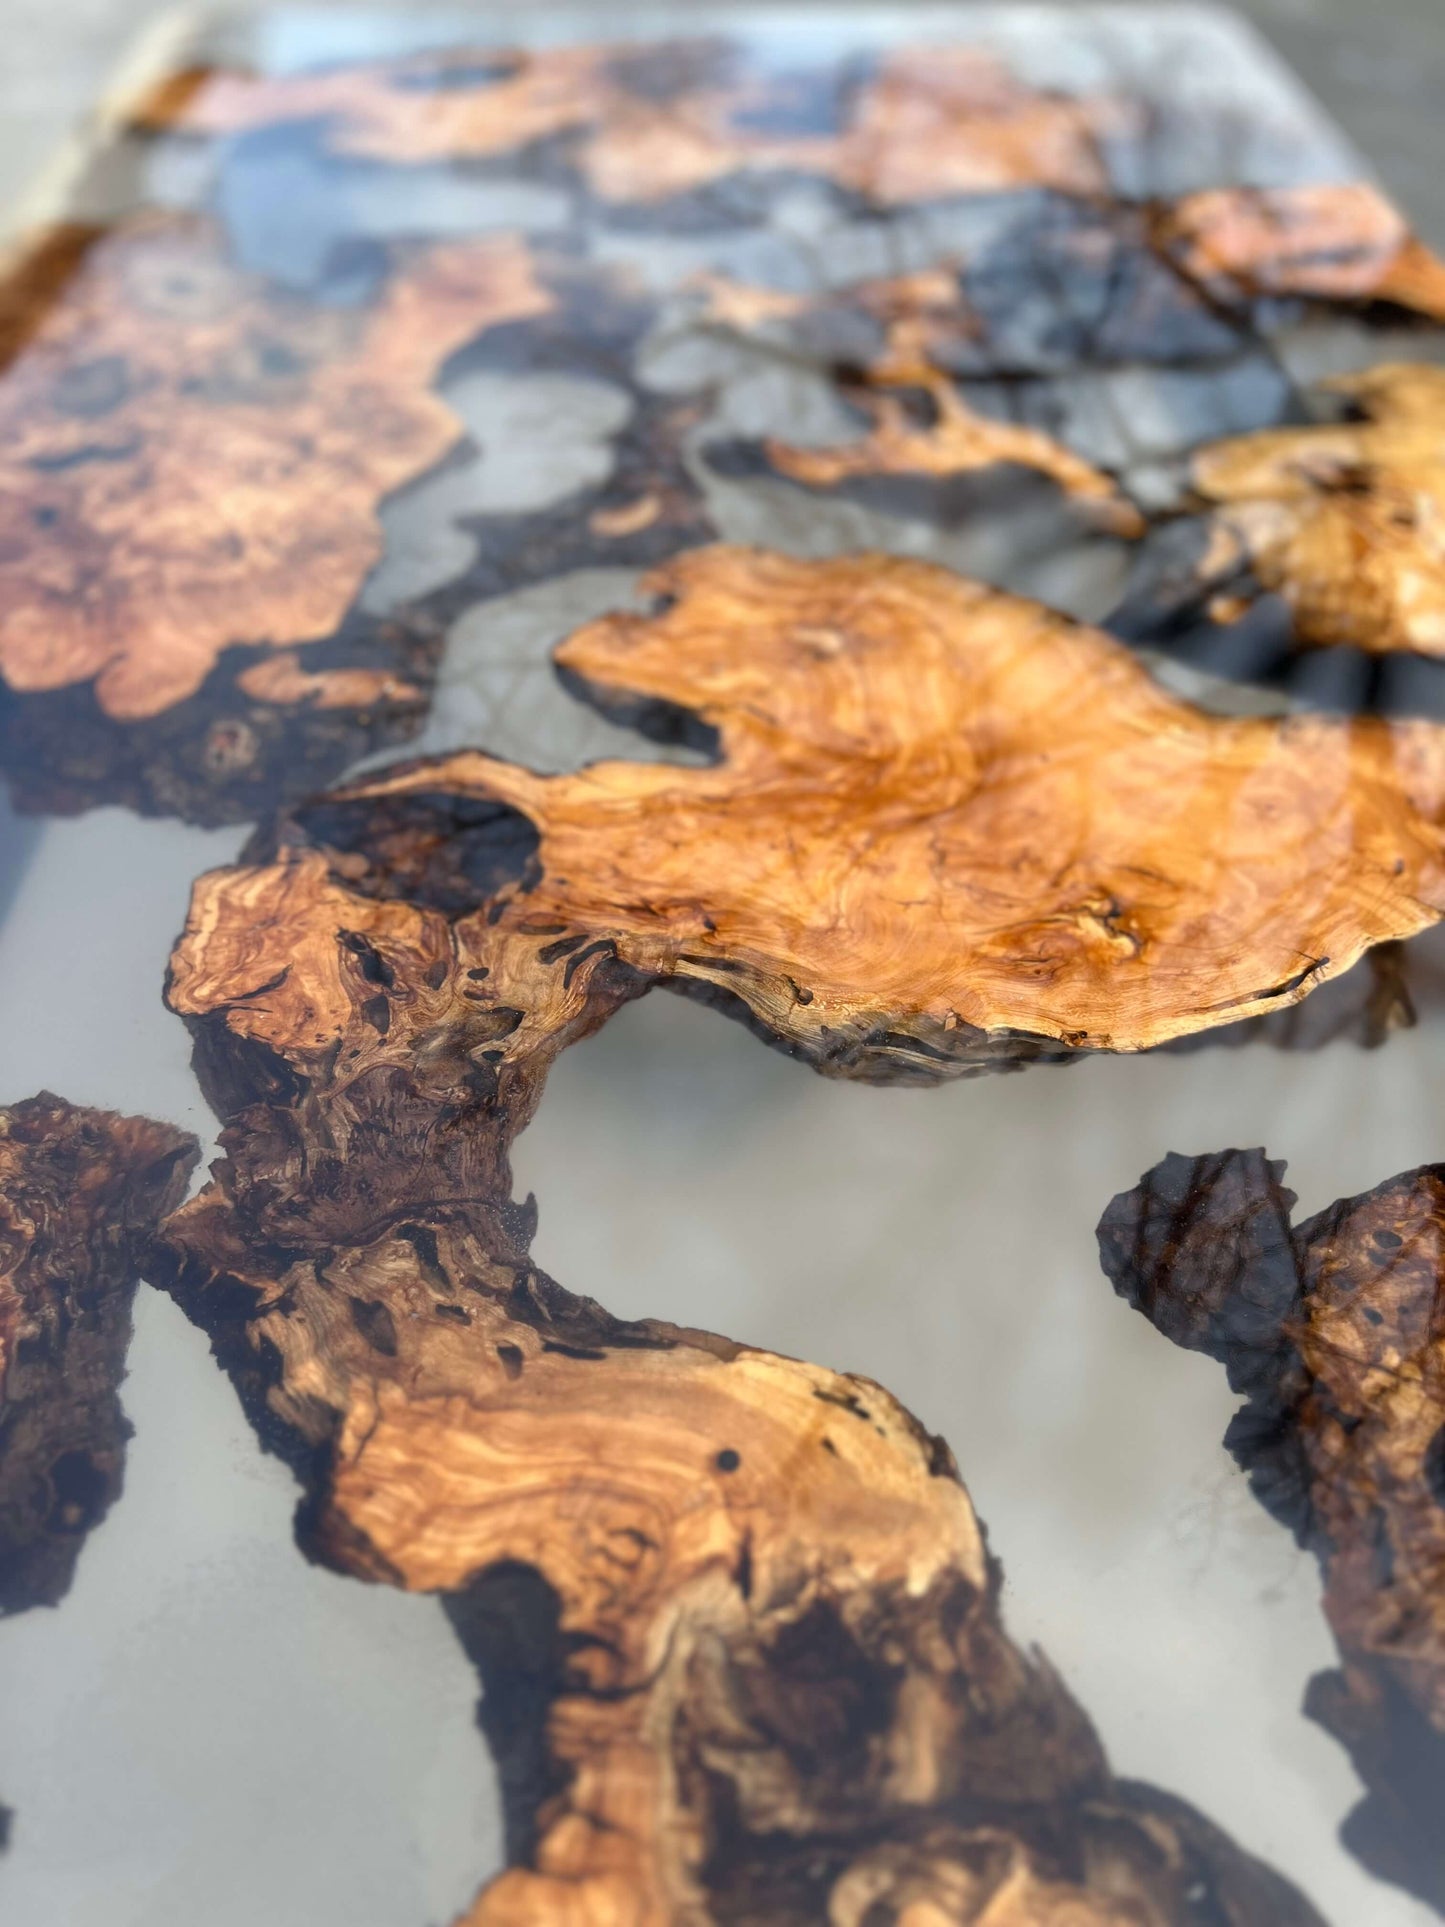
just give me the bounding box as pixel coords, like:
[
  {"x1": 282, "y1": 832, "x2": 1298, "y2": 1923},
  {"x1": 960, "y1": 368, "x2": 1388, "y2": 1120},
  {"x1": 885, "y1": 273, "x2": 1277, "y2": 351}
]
[
  {"x1": 0, "y1": 1091, "x2": 197, "y2": 1846},
  {"x1": 0, "y1": 1090, "x2": 197, "y2": 1615},
  {"x1": 1099, "y1": 1149, "x2": 1445, "y2": 1913}
]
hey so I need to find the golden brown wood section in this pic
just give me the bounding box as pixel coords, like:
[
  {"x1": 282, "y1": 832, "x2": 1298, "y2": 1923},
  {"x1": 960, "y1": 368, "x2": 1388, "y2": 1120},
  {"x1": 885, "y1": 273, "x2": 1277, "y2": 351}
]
[
  {"x1": 133, "y1": 43, "x2": 1131, "y2": 206},
  {"x1": 0, "y1": 1092, "x2": 197, "y2": 1616},
  {"x1": 1182, "y1": 364, "x2": 1445, "y2": 659},
  {"x1": 0, "y1": 214, "x2": 546, "y2": 721},
  {"x1": 761, "y1": 365, "x2": 1144, "y2": 535},
  {"x1": 327, "y1": 544, "x2": 1445, "y2": 1068},
  {"x1": 1154, "y1": 182, "x2": 1445, "y2": 320},
  {"x1": 155, "y1": 792, "x2": 1325, "y2": 1925},
  {"x1": 1099, "y1": 1151, "x2": 1445, "y2": 1913}
]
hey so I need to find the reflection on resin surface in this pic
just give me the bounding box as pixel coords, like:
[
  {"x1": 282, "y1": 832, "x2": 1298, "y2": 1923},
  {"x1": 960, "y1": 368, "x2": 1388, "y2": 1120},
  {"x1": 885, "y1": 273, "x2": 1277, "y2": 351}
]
[
  {"x1": 0, "y1": 8, "x2": 1444, "y2": 1927},
  {"x1": 6, "y1": 6, "x2": 1445, "y2": 822},
  {"x1": 148, "y1": 630, "x2": 1328, "y2": 1926}
]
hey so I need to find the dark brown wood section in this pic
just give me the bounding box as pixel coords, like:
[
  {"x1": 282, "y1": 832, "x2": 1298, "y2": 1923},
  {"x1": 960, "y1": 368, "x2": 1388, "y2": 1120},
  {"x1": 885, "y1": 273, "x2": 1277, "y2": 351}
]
[
  {"x1": 0, "y1": 1092, "x2": 197, "y2": 1840},
  {"x1": 0, "y1": 1090, "x2": 197, "y2": 1614},
  {"x1": 1100, "y1": 1150, "x2": 1445, "y2": 1913}
]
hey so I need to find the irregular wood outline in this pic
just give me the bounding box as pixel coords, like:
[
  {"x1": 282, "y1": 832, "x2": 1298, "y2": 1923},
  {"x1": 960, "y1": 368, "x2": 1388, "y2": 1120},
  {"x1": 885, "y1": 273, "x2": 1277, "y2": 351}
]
[
  {"x1": 760, "y1": 362, "x2": 1146, "y2": 537},
  {"x1": 131, "y1": 40, "x2": 1136, "y2": 207},
  {"x1": 0, "y1": 212, "x2": 549, "y2": 723},
  {"x1": 328, "y1": 543, "x2": 1445, "y2": 1067},
  {"x1": 0, "y1": 1090, "x2": 198, "y2": 1614},
  {"x1": 1181, "y1": 364, "x2": 1445, "y2": 660},
  {"x1": 1098, "y1": 1149, "x2": 1445, "y2": 1914},
  {"x1": 1153, "y1": 181, "x2": 1445, "y2": 322},
  {"x1": 0, "y1": 1092, "x2": 197, "y2": 1846},
  {"x1": 156, "y1": 712, "x2": 1326, "y2": 1922}
]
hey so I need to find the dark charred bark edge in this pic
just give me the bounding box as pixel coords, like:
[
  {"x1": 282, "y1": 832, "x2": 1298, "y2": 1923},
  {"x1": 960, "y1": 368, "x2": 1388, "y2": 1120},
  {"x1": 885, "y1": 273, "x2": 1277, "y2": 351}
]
[
  {"x1": 0, "y1": 1093, "x2": 199, "y2": 1615},
  {"x1": 0, "y1": 1093, "x2": 199, "y2": 1855},
  {"x1": 1097, "y1": 1148, "x2": 1445, "y2": 1914},
  {"x1": 0, "y1": 617, "x2": 441, "y2": 828}
]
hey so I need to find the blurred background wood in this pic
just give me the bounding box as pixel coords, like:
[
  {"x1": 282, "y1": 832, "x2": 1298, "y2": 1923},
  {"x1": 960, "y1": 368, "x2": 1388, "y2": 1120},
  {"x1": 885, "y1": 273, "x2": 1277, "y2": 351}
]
[{"x1": 2, "y1": 1, "x2": 1444, "y2": 245}]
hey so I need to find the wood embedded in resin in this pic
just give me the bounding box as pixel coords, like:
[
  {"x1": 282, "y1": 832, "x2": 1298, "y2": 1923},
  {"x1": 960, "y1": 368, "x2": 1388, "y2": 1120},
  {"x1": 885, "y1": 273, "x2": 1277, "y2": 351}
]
[
  {"x1": 1100, "y1": 1149, "x2": 1445, "y2": 1914},
  {"x1": 0, "y1": 1090, "x2": 197, "y2": 1615},
  {"x1": 132, "y1": 41, "x2": 1135, "y2": 206},
  {"x1": 330, "y1": 543, "x2": 1445, "y2": 1068},
  {"x1": 154, "y1": 763, "x2": 1325, "y2": 1925}
]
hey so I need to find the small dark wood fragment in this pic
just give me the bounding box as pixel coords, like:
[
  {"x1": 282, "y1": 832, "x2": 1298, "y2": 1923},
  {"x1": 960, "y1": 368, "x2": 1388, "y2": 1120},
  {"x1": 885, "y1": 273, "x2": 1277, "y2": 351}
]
[
  {"x1": 0, "y1": 1090, "x2": 197, "y2": 1850},
  {"x1": 0, "y1": 1091, "x2": 198, "y2": 1613},
  {"x1": 1100, "y1": 1148, "x2": 1445, "y2": 1914}
]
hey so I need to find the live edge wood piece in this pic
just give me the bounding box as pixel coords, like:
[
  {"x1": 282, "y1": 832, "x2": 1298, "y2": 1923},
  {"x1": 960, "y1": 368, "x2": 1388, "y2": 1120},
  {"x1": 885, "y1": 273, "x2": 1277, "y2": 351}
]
[
  {"x1": 1183, "y1": 365, "x2": 1445, "y2": 661},
  {"x1": 309, "y1": 544, "x2": 1445, "y2": 1069},
  {"x1": 156, "y1": 708, "x2": 1327, "y2": 1925},
  {"x1": 1099, "y1": 1151, "x2": 1445, "y2": 1916},
  {"x1": 0, "y1": 215, "x2": 548, "y2": 823},
  {"x1": 152, "y1": 540, "x2": 1443, "y2": 1920},
  {"x1": 1107, "y1": 188, "x2": 1445, "y2": 671},
  {"x1": 1151, "y1": 182, "x2": 1445, "y2": 322}
]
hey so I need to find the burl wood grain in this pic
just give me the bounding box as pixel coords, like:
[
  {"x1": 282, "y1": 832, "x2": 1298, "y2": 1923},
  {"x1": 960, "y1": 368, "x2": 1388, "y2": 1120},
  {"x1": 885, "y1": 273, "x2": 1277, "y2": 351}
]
[
  {"x1": 1184, "y1": 363, "x2": 1445, "y2": 659},
  {"x1": 133, "y1": 42, "x2": 1133, "y2": 207},
  {"x1": 154, "y1": 770, "x2": 1325, "y2": 1925},
  {"x1": 1099, "y1": 1151, "x2": 1445, "y2": 1913},
  {"x1": 0, "y1": 1092, "x2": 197, "y2": 1615},
  {"x1": 0, "y1": 213, "x2": 547, "y2": 722},
  {"x1": 331, "y1": 544, "x2": 1445, "y2": 1068}
]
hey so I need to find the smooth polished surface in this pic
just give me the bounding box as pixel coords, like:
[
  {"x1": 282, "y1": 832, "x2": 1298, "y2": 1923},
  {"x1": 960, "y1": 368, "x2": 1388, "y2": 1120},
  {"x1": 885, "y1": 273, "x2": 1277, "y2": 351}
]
[{"x1": 0, "y1": 8, "x2": 1444, "y2": 1925}]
